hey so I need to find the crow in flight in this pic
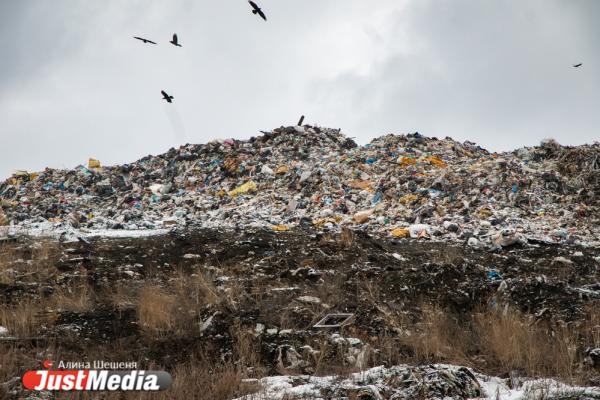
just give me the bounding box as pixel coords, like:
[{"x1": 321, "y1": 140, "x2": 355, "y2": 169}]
[
  {"x1": 161, "y1": 90, "x2": 174, "y2": 103},
  {"x1": 248, "y1": 1, "x2": 267, "y2": 21},
  {"x1": 170, "y1": 33, "x2": 182, "y2": 47},
  {"x1": 133, "y1": 36, "x2": 157, "y2": 44},
  {"x1": 573, "y1": 63, "x2": 582, "y2": 68}
]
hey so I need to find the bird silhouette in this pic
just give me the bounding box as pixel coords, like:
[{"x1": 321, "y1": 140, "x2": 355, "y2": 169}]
[
  {"x1": 170, "y1": 33, "x2": 182, "y2": 47},
  {"x1": 133, "y1": 36, "x2": 157, "y2": 45},
  {"x1": 248, "y1": 1, "x2": 267, "y2": 21},
  {"x1": 573, "y1": 63, "x2": 582, "y2": 68},
  {"x1": 161, "y1": 90, "x2": 174, "y2": 103}
]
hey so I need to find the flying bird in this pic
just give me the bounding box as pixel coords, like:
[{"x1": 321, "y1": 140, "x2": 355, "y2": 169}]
[
  {"x1": 248, "y1": 1, "x2": 267, "y2": 21},
  {"x1": 133, "y1": 36, "x2": 157, "y2": 45},
  {"x1": 170, "y1": 33, "x2": 182, "y2": 47},
  {"x1": 161, "y1": 90, "x2": 174, "y2": 103},
  {"x1": 573, "y1": 63, "x2": 582, "y2": 68}
]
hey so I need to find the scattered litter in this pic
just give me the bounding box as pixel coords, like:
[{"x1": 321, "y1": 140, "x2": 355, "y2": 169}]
[
  {"x1": 295, "y1": 296, "x2": 322, "y2": 305},
  {"x1": 88, "y1": 158, "x2": 101, "y2": 169},
  {"x1": 553, "y1": 256, "x2": 573, "y2": 265},
  {"x1": 487, "y1": 270, "x2": 502, "y2": 281}
]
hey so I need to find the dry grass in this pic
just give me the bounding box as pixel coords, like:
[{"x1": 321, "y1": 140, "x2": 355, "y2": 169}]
[
  {"x1": 312, "y1": 272, "x2": 347, "y2": 310},
  {"x1": 158, "y1": 358, "x2": 246, "y2": 400},
  {"x1": 0, "y1": 242, "x2": 20, "y2": 284},
  {"x1": 339, "y1": 227, "x2": 356, "y2": 249},
  {"x1": 475, "y1": 306, "x2": 577, "y2": 379},
  {"x1": 0, "y1": 239, "x2": 60, "y2": 284},
  {"x1": 231, "y1": 322, "x2": 262, "y2": 373},
  {"x1": 581, "y1": 301, "x2": 600, "y2": 348},
  {"x1": 172, "y1": 268, "x2": 220, "y2": 306},
  {"x1": 0, "y1": 345, "x2": 43, "y2": 399},
  {"x1": 109, "y1": 283, "x2": 137, "y2": 311},
  {"x1": 0, "y1": 345, "x2": 20, "y2": 383},
  {"x1": 222, "y1": 279, "x2": 248, "y2": 310},
  {"x1": 47, "y1": 282, "x2": 94, "y2": 312},
  {"x1": 138, "y1": 285, "x2": 176, "y2": 334},
  {"x1": 403, "y1": 304, "x2": 471, "y2": 364},
  {"x1": 137, "y1": 270, "x2": 223, "y2": 337},
  {"x1": 311, "y1": 338, "x2": 357, "y2": 377},
  {"x1": 31, "y1": 238, "x2": 61, "y2": 266},
  {"x1": 0, "y1": 299, "x2": 41, "y2": 337},
  {"x1": 365, "y1": 302, "x2": 591, "y2": 384}
]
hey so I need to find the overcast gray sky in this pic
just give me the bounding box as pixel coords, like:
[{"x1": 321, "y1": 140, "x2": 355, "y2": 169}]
[{"x1": 0, "y1": 0, "x2": 598, "y2": 179}]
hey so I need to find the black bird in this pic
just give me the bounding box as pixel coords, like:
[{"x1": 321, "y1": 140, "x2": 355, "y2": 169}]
[
  {"x1": 573, "y1": 63, "x2": 582, "y2": 68},
  {"x1": 133, "y1": 36, "x2": 157, "y2": 44},
  {"x1": 161, "y1": 90, "x2": 174, "y2": 103},
  {"x1": 170, "y1": 33, "x2": 182, "y2": 47},
  {"x1": 248, "y1": 1, "x2": 267, "y2": 21}
]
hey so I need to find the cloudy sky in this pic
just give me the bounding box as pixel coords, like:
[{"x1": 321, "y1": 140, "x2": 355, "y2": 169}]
[{"x1": 0, "y1": 0, "x2": 598, "y2": 179}]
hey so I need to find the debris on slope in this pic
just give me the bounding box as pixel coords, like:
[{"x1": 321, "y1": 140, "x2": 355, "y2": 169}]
[
  {"x1": 1, "y1": 125, "x2": 600, "y2": 248},
  {"x1": 235, "y1": 364, "x2": 600, "y2": 400},
  {"x1": 1, "y1": 227, "x2": 600, "y2": 398}
]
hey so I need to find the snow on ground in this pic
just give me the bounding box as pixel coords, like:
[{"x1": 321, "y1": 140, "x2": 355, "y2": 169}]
[
  {"x1": 0, "y1": 222, "x2": 170, "y2": 242},
  {"x1": 478, "y1": 374, "x2": 600, "y2": 400},
  {"x1": 235, "y1": 364, "x2": 600, "y2": 400},
  {"x1": 80, "y1": 228, "x2": 170, "y2": 238}
]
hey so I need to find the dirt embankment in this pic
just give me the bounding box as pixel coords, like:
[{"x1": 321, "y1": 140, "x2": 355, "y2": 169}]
[{"x1": 1, "y1": 228, "x2": 599, "y2": 399}]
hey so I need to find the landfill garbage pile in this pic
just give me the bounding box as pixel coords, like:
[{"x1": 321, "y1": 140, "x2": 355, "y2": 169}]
[{"x1": 1, "y1": 125, "x2": 600, "y2": 248}]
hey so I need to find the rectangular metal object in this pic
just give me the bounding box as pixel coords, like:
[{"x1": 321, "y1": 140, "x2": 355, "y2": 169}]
[{"x1": 313, "y1": 313, "x2": 354, "y2": 328}]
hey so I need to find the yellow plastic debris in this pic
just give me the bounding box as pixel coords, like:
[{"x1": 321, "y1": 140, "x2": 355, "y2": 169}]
[
  {"x1": 424, "y1": 156, "x2": 447, "y2": 168},
  {"x1": 477, "y1": 208, "x2": 493, "y2": 219},
  {"x1": 347, "y1": 180, "x2": 373, "y2": 190},
  {"x1": 228, "y1": 181, "x2": 257, "y2": 197},
  {"x1": 313, "y1": 216, "x2": 342, "y2": 226},
  {"x1": 88, "y1": 158, "x2": 101, "y2": 169},
  {"x1": 391, "y1": 228, "x2": 410, "y2": 238},
  {"x1": 10, "y1": 170, "x2": 28, "y2": 185},
  {"x1": 275, "y1": 165, "x2": 289, "y2": 175},
  {"x1": 398, "y1": 157, "x2": 417, "y2": 167},
  {"x1": 0, "y1": 211, "x2": 8, "y2": 226},
  {"x1": 216, "y1": 189, "x2": 227, "y2": 197},
  {"x1": 223, "y1": 157, "x2": 239, "y2": 174},
  {"x1": 48, "y1": 217, "x2": 62, "y2": 223},
  {"x1": 399, "y1": 194, "x2": 418, "y2": 205},
  {"x1": 271, "y1": 224, "x2": 289, "y2": 232},
  {"x1": 353, "y1": 210, "x2": 373, "y2": 224}
]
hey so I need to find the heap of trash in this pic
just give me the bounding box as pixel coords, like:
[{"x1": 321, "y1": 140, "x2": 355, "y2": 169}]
[{"x1": 1, "y1": 125, "x2": 599, "y2": 248}]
